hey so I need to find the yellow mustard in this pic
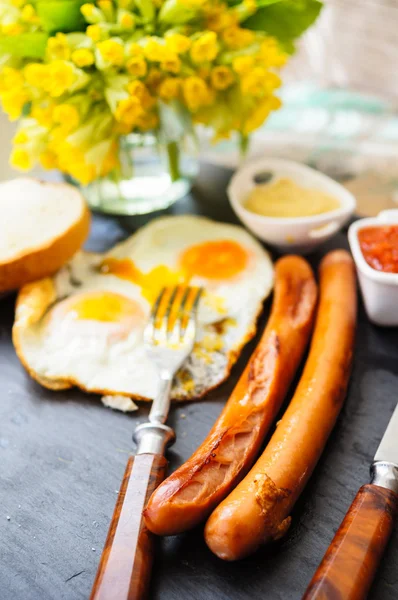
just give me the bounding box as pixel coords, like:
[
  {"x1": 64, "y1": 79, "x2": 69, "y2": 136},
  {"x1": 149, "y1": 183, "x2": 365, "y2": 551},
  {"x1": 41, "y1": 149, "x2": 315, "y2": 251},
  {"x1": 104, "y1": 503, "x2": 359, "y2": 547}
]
[{"x1": 244, "y1": 177, "x2": 340, "y2": 218}]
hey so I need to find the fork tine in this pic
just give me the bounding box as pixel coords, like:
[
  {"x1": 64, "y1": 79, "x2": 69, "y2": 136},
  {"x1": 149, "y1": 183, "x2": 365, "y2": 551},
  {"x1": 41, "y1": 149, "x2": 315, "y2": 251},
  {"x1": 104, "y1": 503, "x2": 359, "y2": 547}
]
[
  {"x1": 145, "y1": 287, "x2": 166, "y2": 343},
  {"x1": 151, "y1": 287, "x2": 166, "y2": 321},
  {"x1": 179, "y1": 286, "x2": 191, "y2": 314},
  {"x1": 192, "y1": 286, "x2": 203, "y2": 310},
  {"x1": 168, "y1": 286, "x2": 191, "y2": 343},
  {"x1": 157, "y1": 285, "x2": 179, "y2": 341},
  {"x1": 180, "y1": 287, "x2": 203, "y2": 339},
  {"x1": 164, "y1": 286, "x2": 179, "y2": 321},
  {"x1": 146, "y1": 285, "x2": 203, "y2": 346}
]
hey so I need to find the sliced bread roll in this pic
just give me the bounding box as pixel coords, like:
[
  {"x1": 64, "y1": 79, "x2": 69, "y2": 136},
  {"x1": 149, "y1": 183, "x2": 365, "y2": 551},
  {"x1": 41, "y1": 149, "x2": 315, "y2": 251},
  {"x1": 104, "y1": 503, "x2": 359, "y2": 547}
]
[{"x1": 0, "y1": 178, "x2": 90, "y2": 292}]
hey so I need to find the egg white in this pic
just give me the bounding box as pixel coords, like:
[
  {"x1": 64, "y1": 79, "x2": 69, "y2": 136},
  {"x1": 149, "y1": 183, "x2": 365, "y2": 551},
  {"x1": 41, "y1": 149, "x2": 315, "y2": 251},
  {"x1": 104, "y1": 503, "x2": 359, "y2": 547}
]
[{"x1": 14, "y1": 216, "x2": 274, "y2": 403}]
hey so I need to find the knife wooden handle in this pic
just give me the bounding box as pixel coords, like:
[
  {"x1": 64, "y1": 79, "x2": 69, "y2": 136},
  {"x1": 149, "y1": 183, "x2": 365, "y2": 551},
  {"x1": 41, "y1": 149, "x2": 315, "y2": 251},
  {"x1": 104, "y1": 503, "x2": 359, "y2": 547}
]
[
  {"x1": 303, "y1": 484, "x2": 398, "y2": 600},
  {"x1": 90, "y1": 453, "x2": 167, "y2": 600}
]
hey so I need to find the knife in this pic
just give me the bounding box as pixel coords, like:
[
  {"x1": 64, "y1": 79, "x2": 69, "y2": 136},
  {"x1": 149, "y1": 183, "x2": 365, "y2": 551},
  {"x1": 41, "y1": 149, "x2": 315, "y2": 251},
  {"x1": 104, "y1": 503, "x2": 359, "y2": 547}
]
[{"x1": 303, "y1": 403, "x2": 398, "y2": 600}]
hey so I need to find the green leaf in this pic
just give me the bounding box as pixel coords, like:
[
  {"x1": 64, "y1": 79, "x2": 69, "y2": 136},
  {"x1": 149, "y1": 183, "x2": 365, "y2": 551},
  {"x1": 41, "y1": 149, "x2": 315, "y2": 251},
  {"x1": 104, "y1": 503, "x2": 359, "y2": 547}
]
[
  {"x1": 244, "y1": 0, "x2": 323, "y2": 53},
  {"x1": 256, "y1": 0, "x2": 284, "y2": 6},
  {"x1": 0, "y1": 32, "x2": 49, "y2": 58},
  {"x1": 36, "y1": 0, "x2": 86, "y2": 34}
]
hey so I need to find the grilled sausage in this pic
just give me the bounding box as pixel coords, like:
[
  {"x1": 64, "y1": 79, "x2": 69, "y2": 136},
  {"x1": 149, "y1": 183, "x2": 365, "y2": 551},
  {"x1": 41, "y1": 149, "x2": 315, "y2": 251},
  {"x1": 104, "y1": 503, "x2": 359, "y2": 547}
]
[
  {"x1": 204, "y1": 250, "x2": 356, "y2": 560},
  {"x1": 144, "y1": 256, "x2": 317, "y2": 535}
]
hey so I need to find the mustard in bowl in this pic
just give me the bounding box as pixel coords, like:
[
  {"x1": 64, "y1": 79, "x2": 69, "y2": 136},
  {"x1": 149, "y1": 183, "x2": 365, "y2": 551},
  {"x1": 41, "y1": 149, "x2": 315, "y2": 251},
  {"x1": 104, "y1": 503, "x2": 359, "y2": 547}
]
[{"x1": 228, "y1": 158, "x2": 356, "y2": 253}]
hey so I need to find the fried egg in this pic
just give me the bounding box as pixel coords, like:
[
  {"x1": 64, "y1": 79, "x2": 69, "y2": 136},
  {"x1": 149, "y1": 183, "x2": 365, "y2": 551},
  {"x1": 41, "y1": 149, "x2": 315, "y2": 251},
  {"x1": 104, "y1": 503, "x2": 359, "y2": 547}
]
[{"x1": 13, "y1": 216, "x2": 273, "y2": 404}]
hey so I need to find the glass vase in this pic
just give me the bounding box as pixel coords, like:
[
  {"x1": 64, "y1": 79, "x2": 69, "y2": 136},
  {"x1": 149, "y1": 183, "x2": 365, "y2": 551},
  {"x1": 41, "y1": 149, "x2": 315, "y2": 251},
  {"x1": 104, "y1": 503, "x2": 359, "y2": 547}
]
[{"x1": 79, "y1": 132, "x2": 199, "y2": 217}]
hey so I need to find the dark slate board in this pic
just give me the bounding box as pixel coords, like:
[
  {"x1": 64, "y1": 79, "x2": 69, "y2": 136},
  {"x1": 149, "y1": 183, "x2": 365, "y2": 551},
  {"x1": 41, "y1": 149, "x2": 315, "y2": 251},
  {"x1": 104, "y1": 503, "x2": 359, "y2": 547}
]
[{"x1": 1, "y1": 164, "x2": 398, "y2": 600}]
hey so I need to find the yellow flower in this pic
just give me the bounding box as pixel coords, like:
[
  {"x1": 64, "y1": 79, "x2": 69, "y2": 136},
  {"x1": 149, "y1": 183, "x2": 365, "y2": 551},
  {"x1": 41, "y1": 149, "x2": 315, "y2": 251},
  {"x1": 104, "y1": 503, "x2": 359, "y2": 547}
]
[
  {"x1": 178, "y1": 0, "x2": 205, "y2": 7},
  {"x1": 159, "y1": 77, "x2": 181, "y2": 101},
  {"x1": 222, "y1": 26, "x2": 254, "y2": 49},
  {"x1": 161, "y1": 54, "x2": 181, "y2": 74},
  {"x1": 205, "y1": 6, "x2": 236, "y2": 32},
  {"x1": 21, "y1": 4, "x2": 39, "y2": 23},
  {"x1": 136, "y1": 111, "x2": 159, "y2": 131},
  {"x1": 13, "y1": 130, "x2": 29, "y2": 144},
  {"x1": 40, "y1": 151, "x2": 58, "y2": 170},
  {"x1": 31, "y1": 104, "x2": 54, "y2": 128},
  {"x1": 97, "y1": 39, "x2": 125, "y2": 66},
  {"x1": 260, "y1": 38, "x2": 287, "y2": 68},
  {"x1": 198, "y1": 66, "x2": 210, "y2": 79},
  {"x1": 113, "y1": 121, "x2": 132, "y2": 135},
  {"x1": 210, "y1": 65, "x2": 234, "y2": 90},
  {"x1": 231, "y1": 0, "x2": 257, "y2": 22},
  {"x1": 68, "y1": 162, "x2": 97, "y2": 185},
  {"x1": 43, "y1": 61, "x2": 76, "y2": 98},
  {"x1": 53, "y1": 104, "x2": 80, "y2": 132},
  {"x1": 10, "y1": 148, "x2": 32, "y2": 170},
  {"x1": 24, "y1": 63, "x2": 48, "y2": 88},
  {"x1": 240, "y1": 67, "x2": 281, "y2": 97},
  {"x1": 98, "y1": 0, "x2": 112, "y2": 13},
  {"x1": 115, "y1": 96, "x2": 144, "y2": 126},
  {"x1": 127, "y1": 80, "x2": 154, "y2": 109},
  {"x1": 81, "y1": 3, "x2": 96, "y2": 19},
  {"x1": 47, "y1": 33, "x2": 70, "y2": 60},
  {"x1": 127, "y1": 42, "x2": 144, "y2": 57},
  {"x1": 143, "y1": 38, "x2": 166, "y2": 62},
  {"x1": 72, "y1": 48, "x2": 95, "y2": 68},
  {"x1": 165, "y1": 33, "x2": 191, "y2": 54},
  {"x1": 2, "y1": 23, "x2": 25, "y2": 35},
  {"x1": 232, "y1": 55, "x2": 254, "y2": 75},
  {"x1": 183, "y1": 76, "x2": 212, "y2": 111},
  {"x1": 190, "y1": 31, "x2": 219, "y2": 64},
  {"x1": 86, "y1": 24, "x2": 102, "y2": 41},
  {"x1": 243, "y1": 96, "x2": 281, "y2": 134},
  {"x1": 50, "y1": 126, "x2": 67, "y2": 144},
  {"x1": 51, "y1": 140, "x2": 74, "y2": 164},
  {"x1": 0, "y1": 89, "x2": 29, "y2": 120},
  {"x1": 126, "y1": 56, "x2": 147, "y2": 77},
  {"x1": 146, "y1": 68, "x2": 163, "y2": 93},
  {"x1": 0, "y1": 67, "x2": 24, "y2": 92},
  {"x1": 120, "y1": 12, "x2": 135, "y2": 28}
]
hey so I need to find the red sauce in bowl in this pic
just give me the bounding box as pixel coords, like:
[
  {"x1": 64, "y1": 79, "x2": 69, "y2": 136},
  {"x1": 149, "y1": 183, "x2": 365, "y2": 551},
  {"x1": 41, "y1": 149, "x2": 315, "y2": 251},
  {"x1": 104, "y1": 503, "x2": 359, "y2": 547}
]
[{"x1": 358, "y1": 225, "x2": 398, "y2": 273}]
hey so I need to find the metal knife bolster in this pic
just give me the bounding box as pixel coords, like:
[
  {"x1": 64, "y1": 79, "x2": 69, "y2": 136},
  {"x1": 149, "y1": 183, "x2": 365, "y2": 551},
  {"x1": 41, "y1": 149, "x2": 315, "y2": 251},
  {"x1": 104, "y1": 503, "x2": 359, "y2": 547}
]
[
  {"x1": 370, "y1": 403, "x2": 398, "y2": 494},
  {"x1": 370, "y1": 461, "x2": 398, "y2": 494},
  {"x1": 133, "y1": 422, "x2": 175, "y2": 455}
]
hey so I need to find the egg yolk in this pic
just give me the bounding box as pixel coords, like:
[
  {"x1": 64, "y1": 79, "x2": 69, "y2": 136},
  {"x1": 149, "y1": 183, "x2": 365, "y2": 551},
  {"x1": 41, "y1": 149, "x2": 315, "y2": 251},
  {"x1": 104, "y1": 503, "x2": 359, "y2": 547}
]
[
  {"x1": 101, "y1": 239, "x2": 248, "y2": 301},
  {"x1": 67, "y1": 291, "x2": 143, "y2": 323},
  {"x1": 141, "y1": 265, "x2": 184, "y2": 302},
  {"x1": 101, "y1": 258, "x2": 184, "y2": 302},
  {"x1": 180, "y1": 240, "x2": 249, "y2": 280},
  {"x1": 101, "y1": 258, "x2": 143, "y2": 286}
]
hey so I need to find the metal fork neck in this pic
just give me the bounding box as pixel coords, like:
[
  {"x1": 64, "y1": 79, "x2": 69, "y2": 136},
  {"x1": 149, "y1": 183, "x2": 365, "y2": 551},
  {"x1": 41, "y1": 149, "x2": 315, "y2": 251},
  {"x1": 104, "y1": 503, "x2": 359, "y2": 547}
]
[
  {"x1": 133, "y1": 374, "x2": 175, "y2": 455},
  {"x1": 149, "y1": 375, "x2": 172, "y2": 424}
]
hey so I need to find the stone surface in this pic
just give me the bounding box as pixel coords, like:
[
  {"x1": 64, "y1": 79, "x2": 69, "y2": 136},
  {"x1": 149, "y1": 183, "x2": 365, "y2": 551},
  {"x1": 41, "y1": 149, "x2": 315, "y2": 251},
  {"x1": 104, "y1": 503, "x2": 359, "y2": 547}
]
[{"x1": 1, "y1": 165, "x2": 397, "y2": 599}]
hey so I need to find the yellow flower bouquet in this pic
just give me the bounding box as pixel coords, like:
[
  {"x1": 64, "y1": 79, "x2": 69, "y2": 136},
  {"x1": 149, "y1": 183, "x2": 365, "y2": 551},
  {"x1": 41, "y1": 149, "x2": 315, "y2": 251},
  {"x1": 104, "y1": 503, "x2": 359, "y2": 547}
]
[{"x1": 0, "y1": 0, "x2": 322, "y2": 208}]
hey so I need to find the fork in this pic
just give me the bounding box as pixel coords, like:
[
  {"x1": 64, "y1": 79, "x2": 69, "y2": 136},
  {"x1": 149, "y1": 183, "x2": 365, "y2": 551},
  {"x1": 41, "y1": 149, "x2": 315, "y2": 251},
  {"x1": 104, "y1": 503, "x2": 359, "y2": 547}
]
[{"x1": 90, "y1": 285, "x2": 203, "y2": 600}]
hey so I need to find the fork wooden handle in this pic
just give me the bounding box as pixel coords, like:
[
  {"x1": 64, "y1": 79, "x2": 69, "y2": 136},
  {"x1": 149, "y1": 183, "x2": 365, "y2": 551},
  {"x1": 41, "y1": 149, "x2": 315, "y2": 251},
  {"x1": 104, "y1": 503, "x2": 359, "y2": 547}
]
[
  {"x1": 90, "y1": 453, "x2": 168, "y2": 600},
  {"x1": 303, "y1": 484, "x2": 398, "y2": 600}
]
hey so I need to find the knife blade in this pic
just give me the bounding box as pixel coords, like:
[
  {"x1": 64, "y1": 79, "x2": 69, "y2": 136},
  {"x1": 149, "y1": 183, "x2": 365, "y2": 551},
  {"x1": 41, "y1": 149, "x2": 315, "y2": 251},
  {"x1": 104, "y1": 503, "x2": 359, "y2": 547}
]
[
  {"x1": 374, "y1": 402, "x2": 398, "y2": 467},
  {"x1": 303, "y1": 405, "x2": 398, "y2": 600}
]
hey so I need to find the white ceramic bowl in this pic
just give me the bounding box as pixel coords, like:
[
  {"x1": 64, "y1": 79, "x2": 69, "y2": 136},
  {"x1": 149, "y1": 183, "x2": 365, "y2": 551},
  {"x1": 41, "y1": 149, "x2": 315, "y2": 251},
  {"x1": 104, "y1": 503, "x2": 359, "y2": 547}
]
[
  {"x1": 349, "y1": 210, "x2": 398, "y2": 326},
  {"x1": 228, "y1": 158, "x2": 356, "y2": 253}
]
